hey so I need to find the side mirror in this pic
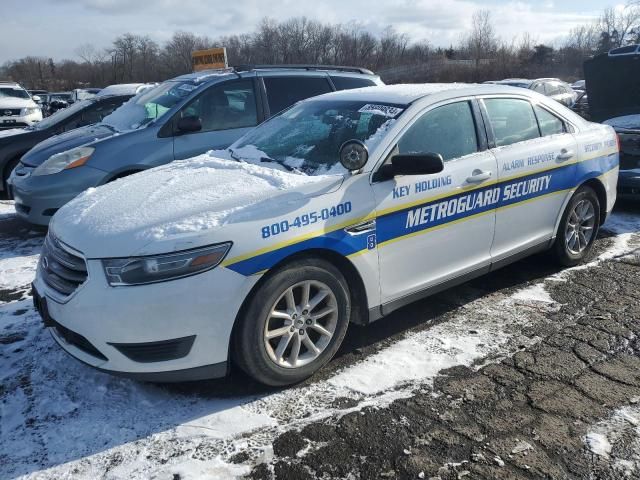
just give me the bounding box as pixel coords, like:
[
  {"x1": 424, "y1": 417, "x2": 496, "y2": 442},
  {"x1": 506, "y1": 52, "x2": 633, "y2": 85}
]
[
  {"x1": 339, "y1": 140, "x2": 368, "y2": 171},
  {"x1": 176, "y1": 115, "x2": 202, "y2": 134},
  {"x1": 375, "y1": 152, "x2": 445, "y2": 181},
  {"x1": 32, "y1": 95, "x2": 41, "y2": 102}
]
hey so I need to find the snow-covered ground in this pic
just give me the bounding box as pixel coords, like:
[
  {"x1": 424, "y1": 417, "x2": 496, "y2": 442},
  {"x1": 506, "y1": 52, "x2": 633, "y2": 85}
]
[{"x1": 1, "y1": 200, "x2": 639, "y2": 479}]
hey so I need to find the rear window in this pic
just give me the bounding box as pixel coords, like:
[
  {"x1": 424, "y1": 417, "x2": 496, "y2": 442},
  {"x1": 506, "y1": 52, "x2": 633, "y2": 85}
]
[
  {"x1": 330, "y1": 76, "x2": 377, "y2": 91},
  {"x1": 484, "y1": 98, "x2": 540, "y2": 147},
  {"x1": 264, "y1": 77, "x2": 332, "y2": 115}
]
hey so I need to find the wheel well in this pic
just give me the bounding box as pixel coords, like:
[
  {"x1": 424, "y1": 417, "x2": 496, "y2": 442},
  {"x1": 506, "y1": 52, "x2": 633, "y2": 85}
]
[
  {"x1": 581, "y1": 178, "x2": 608, "y2": 225},
  {"x1": 230, "y1": 248, "x2": 370, "y2": 350},
  {"x1": 2, "y1": 154, "x2": 23, "y2": 195}
]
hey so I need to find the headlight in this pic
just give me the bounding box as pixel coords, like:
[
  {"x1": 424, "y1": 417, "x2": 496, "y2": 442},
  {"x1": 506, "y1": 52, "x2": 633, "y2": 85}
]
[
  {"x1": 33, "y1": 146, "x2": 94, "y2": 176},
  {"x1": 21, "y1": 107, "x2": 40, "y2": 116},
  {"x1": 102, "y1": 242, "x2": 232, "y2": 286}
]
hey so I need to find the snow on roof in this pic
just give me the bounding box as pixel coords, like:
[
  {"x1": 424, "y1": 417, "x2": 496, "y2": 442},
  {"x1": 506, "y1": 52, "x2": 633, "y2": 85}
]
[
  {"x1": 96, "y1": 83, "x2": 156, "y2": 97},
  {"x1": 311, "y1": 82, "x2": 525, "y2": 105},
  {"x1": 172, "y1": 69, "x2": 237, "y2": 84},
  {"x1": 603, "y1": 114, "x2": 640, "y2": 131}
]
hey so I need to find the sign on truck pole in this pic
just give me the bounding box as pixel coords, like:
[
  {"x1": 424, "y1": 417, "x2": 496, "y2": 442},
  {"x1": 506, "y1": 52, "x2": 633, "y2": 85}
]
[{"x1": 192, "y1": 47, "x2": 228, "y2": 72}]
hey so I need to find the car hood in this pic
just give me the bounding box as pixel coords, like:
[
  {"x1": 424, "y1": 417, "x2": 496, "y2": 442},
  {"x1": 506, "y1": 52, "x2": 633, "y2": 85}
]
[
  {"x1": 50, "y1": 155, "x2": 344, "y2": 258},
  {"x1": 0, "y1": 97, "x2": 35, "y2": 109},
  {"x1": 20, "y1": 124, "x2": 115, "y2": 167}
]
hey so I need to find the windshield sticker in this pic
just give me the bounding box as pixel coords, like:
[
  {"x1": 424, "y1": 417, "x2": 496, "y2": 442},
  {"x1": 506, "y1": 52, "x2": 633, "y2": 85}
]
[{"x1": 358, "y1": 104, "x2": 404, "y2": 118}]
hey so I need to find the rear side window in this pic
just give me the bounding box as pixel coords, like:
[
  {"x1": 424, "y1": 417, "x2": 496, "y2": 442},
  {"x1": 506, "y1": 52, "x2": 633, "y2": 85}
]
[
  {"x1": 484, "y1": 98, "x2": 540, "y2": 147},
  {"x1": 534, "y1": 105, "x2": 566, "y2": 136},
  {"x1": 330, "y1": 76, "x2": 377, "y2": 91},
  {"x1": 397, "y1": 101, "x2": 478, "y2": 161},
  {"x1": 264, "y1": 77, "x2": 332, "y2": 114}
]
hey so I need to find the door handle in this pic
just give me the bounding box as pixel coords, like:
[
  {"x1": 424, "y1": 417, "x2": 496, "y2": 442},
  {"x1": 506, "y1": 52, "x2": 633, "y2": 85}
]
[
  {"x1": 466, "y1": 169, "x2": 492, "y2": 183},
  {"x1": 557, "y1": 149, "x2": 574, "y2": 161}
]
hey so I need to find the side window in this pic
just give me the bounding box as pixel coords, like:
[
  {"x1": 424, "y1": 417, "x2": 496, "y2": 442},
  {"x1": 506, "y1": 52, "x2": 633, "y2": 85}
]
[
  {"x1": 534, "y1": 105, "x2": 566, "y2": 136},
  {"x1": 397, "y1": 101, "x2": 478, "y2": 161},
  {"x1": 483, "y1": 98, "x2": 540, "y2": 147},
  {"x1": 180, "y1": 80, "x2": 258, "y2": 133},
  {"x1": 545, "y1": 83, "x2": 561, "y2": 96},
  {"x1": 263, "y1": 77, "x2": 332, "y2": 114},
  {"x1": 330, "y1": 76, "x2": 377, "y2": 91},
  {"x1": 81, "y1": 101, "x2": 122, "y2": 125}
]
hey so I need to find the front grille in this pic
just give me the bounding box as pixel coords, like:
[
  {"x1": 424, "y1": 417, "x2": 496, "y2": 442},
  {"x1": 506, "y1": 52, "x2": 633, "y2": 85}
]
[
  {"x1": 0, "y1": 122, "x2": 27, "y2": 129},
  {"x1": 40, "y1": 232, "x2": 87, "y2": 298},
  {"x1": 110, "y1": 336, "x2": 196, "y2": 363},
  {"x1": 0, "y1": 108, "x2": 21, "y2": 117}
]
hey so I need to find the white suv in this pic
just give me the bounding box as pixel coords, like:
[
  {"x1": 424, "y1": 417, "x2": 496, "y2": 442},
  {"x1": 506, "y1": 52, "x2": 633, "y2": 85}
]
[{"x1": 0, "y1": 82, "x2": 43, "y2": 129}]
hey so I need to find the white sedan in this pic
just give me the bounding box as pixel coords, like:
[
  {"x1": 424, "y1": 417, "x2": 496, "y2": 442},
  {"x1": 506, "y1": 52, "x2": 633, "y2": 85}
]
[{"x1": 32, "y1": 84, "x2": 619, "y2": 386}]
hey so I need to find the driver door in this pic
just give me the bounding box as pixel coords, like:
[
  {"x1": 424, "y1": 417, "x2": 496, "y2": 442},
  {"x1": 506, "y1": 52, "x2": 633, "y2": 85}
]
[
  {"x1": 372, "y1": 99, "x2": 499, "y2": 308},
  {"x1": 172, "y1": 79, "x2": 260, "y2": 160}
]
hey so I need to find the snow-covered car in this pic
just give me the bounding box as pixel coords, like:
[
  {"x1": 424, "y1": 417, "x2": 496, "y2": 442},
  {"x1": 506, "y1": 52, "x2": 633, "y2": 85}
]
[
  {"x1": 32, "y1": 84, "x2": 619, "y2": 386},
  {"x1": 96, "y1": 83, "x2": 158, "y2": 97},
  {"x1": 0, "y1": 82, "x2": 43, "y2": 129}
]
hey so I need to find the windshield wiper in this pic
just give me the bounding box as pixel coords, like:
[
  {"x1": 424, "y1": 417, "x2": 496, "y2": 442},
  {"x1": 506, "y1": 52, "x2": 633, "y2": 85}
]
[
  {"x1": 260, "y1": 156, "x2": 295, "y2": 172},
  {"x1": 228, "y1": 147, "x2": 241, "y2": 162}
]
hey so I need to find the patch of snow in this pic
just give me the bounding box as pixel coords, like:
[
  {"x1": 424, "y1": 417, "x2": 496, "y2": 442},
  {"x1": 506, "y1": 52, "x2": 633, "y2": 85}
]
[
  {"x1": 512, "y1": 283, "x2": 555, "y2": 303},
  {"x1": 603, "y1": 114, "x2": 640, "y2": 130},
  {"x1": 0, "y1": 128, "x2": 29, "y2": 139},
  {"x1": 53, "y1": 155, "x2": 339, "y2": 254}
]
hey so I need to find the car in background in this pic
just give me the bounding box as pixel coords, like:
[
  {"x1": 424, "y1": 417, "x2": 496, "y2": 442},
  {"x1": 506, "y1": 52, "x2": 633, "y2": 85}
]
[
  {"x1": 45, "y1": 92, "x2": 73, "y2": 116},
  {"x1": 0, "y1": 94, "x2": 134, "y2": 199},
  {"x1": 9, "y1": 65, "x2": 383, "y2": 225},
  {"x1": 28, "y1": 90, "x2": 48, "y2": 107},
  {"x1": 32, "y1": 83, "x2": 618, "y2": 385},
  {"x1": 585, "y1": 44, "x2": 640, "y2": 199},
  {"x1": 571, "y1": 90, "x2": 590, "y2": 120},
  {"x1": 96, "y1": 83, "x2": 158, "y2": 97},
  {"x1": 0, "y1": 82, "x2": 43, "y2": 129},
  {"x1": 485, "y1": 78, "x2": 577, "y2": 107},
  {"x1": 69, "y1": 88, "x2": 101, "y2": 104},
  {"x1": 571, "y1": 80, "x2": 586, "y2": 91}
]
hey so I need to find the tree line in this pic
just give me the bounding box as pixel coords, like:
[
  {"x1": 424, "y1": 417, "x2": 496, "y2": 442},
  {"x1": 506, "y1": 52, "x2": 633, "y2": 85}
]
[{"x1": 2, "y1": 3, "x2": 640, "y2": 91}]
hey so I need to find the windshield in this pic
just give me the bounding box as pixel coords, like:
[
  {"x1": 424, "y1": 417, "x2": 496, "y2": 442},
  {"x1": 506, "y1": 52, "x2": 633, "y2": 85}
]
[
  {"x1": 102, "y1": 81, "x2": 199, "y2": 131},
  {"x1": 232, "y1": 100, "x2": 404, "y2": 175},
  {"x1": 0, "y1": 87, "x2": 30, "y2": 99},
  {"x1": 32, "y1": 99, "x2": 93, "y2": 130}
]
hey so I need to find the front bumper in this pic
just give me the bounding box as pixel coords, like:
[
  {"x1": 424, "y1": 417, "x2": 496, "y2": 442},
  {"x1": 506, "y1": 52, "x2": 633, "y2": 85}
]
[
  {"x1": 32, "y1": 253, "x2": 257, "y2": 382},
  {"x1": 8, "y1": 164, "x2": 107, "y2": 225},
  {"x1": 618, "y1": 169, "x2": 640, "y2": 198},
  {"x1": 0, "y1": 111, "x2": 42, "y2": 129}
]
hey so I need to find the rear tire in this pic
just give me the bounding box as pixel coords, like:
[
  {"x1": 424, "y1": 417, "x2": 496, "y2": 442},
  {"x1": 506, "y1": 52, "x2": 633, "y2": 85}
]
[
  {"x1": 233, "y1": 258, "x2": 351, "y2": 387},
  {"x1": 552, "y1": 185, "x2": 600, "y2": 267}
]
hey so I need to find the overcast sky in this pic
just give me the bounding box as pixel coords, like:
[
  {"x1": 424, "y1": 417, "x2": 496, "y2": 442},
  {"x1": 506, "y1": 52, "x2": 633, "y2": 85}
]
[{"x1": 1, "y1": 0, "x2": 614, "y2": 64}]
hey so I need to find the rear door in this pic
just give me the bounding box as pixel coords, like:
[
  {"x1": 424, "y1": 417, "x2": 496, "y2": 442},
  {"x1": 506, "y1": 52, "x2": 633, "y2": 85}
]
[
  {"x1": 261, "y1": 74, "x2": 333, "y2": 116},
  {"x1": 372, "y1": 99, "x2": 499, "y2": 306},
  {"x1": 172, "y1": 79, "x2": 261, "y2": 160},
  {"x1": 480, "y1": 97, "x2": 578, "y2": 262}
]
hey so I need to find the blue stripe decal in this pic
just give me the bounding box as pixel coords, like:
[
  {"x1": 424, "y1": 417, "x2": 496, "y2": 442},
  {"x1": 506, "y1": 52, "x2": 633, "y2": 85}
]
[{"x1": 226, "y1": 152, "x2": 618, "y2": 276}]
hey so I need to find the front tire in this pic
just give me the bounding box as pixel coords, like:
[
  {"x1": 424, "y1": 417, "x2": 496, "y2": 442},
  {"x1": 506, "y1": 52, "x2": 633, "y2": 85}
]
[
  {"x1": 233, "y1": 258, "x2": 351, "y2": 386},
  {"x1": 552, "y1": 185, "x2": 600, "y2": 267}
]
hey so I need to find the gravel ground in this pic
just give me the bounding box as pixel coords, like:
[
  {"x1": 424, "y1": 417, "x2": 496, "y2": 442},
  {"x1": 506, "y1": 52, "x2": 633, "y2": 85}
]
[
  {"x1": 252, "y1": 203, "x2": 640, "y2": 480},
  {"x1": 1, "y1": 200, "x2": 639, "y2": 479}
]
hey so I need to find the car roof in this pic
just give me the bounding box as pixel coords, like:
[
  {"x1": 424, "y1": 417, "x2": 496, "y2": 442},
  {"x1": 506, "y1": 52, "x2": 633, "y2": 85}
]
[
  {"x1": 305, "y1": 83, "x2": 536, "y2": 106},
  {"x1": 0, "y1": 81, "x2": 23, "y2": 88},
  {"x1": 172, "y1": 65, "x2": 379, "y2": 85}
]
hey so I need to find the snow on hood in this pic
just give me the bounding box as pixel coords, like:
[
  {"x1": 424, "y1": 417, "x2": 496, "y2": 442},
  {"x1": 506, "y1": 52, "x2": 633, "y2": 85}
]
[
  {"x1": 0, "y1": 128, "x2": 29, "y2": 139},
  {"x1": 51, "y1": 154, "x2": 343, "y2": 258},
  {"x1": 603, "y1": 114, "x2": 640, "y2": 131},
  {"x1": 0, "y1": 97, "x2": 35, "y2": 109}
]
